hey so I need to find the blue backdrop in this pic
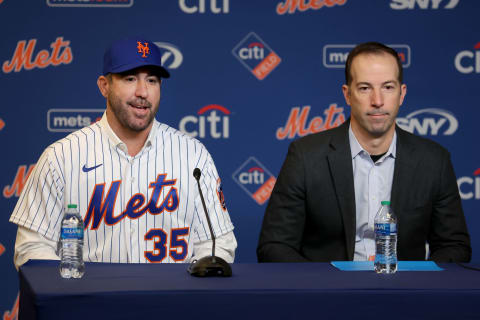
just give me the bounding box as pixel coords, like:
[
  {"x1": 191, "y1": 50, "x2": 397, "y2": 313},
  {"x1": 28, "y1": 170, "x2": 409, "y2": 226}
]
[{"x1": 1, "y1": 0, "x2": 479, "y2": 316}]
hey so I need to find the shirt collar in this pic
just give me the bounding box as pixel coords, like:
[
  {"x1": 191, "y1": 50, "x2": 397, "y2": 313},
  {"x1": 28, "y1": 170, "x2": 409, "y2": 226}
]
[
  {"x1": 349, "y1": 124, "x2": 397, "y2": 160},
  {"x1": 98, "y1": 111, "x2": 157, "y2": 154}
]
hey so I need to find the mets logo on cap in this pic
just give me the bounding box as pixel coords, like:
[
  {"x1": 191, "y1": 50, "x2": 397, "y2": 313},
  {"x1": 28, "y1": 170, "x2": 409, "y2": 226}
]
[{"x1": 137, "y1": 41, "x2": 150, "y2": 58}]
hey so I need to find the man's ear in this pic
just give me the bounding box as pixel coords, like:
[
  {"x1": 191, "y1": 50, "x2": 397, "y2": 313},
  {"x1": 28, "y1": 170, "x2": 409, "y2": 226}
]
[
  {"x1": 342, "y1": 84, "x2": 351, "y2": 106},
  {"x1": 97, "y1": 75, "x2": 109, "y2": 98}
]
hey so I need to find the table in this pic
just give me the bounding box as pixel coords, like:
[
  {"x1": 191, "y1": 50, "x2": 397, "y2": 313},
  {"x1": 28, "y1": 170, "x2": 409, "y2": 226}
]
[{"x1": 19, "y1": 260, "x2": 480, "y2": 319}]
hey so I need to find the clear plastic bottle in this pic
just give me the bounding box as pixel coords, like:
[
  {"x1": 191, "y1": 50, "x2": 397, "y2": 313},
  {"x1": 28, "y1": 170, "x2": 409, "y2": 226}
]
[
  {"x1": 59, "y1": 204, "x2": 85, "y2": 278},
  {"x1": 374, "y1": 200, "x2": 397, "y2": 274}
]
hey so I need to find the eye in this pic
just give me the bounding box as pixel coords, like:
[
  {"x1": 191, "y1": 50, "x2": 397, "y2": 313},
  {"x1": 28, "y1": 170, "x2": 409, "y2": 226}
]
[
  {"x1": 124, "y1": 76, "x2": 136, "y2": 82},
  {"x1": 147, "y1": 77, "x2": 159, "y2": 84},
  {"x1": 358, "y1": 86, "x2": 370, "y2": 92},
  {"x1": 384, "y1": 84, "x2": 395, "y2": 90}
]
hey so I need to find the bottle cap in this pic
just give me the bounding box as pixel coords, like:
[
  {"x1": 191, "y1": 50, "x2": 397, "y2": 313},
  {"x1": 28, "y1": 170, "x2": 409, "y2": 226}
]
[
  {"x1": 381, "y1": 201, "x2": 391, "y2": 205},
  {"x1": 67, "y1": 204, "x2": 77, "y2": 209}
]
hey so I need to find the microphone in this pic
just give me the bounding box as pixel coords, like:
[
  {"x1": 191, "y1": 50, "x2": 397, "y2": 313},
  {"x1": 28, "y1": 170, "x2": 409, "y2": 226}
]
[{"x1": 187, "y1": 168, "x2": 232, "y2": 277}]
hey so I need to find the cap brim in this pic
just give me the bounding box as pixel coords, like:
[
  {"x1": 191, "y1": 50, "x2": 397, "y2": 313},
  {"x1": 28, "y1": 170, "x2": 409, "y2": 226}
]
[{"x1": 106, "y1": 62, "x2": 170, "y2": 78}]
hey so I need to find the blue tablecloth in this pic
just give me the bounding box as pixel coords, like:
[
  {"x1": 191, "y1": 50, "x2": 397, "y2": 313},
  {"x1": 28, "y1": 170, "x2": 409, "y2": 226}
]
[{"x1": 19, "y1": 260, "x2": 480, "y2": 320}]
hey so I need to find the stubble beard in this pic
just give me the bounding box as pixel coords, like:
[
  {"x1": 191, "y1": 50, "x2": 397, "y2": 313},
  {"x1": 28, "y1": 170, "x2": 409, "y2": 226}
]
[{"x1": 108, "y1": 90, "x2": 158, "y2": 132}]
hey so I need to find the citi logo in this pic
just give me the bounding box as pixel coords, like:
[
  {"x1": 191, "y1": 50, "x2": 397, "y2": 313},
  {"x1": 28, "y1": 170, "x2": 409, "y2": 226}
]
[
  {"x1": 390, "y1": 0, "x2": 459, "y2": 9},
  {"x1": 154, "y1": 42, "x2": 183, "y2": 69},
  {"x1": 48, "y1": 109, "x2": 104, "y2": 132},
  {"x1": 232, "y1": 157, "x2": 276, "y2": 205},
  {"x1": 232, "y1": 32, "x2": 281, "y2": 80},
  {"x1": 276, "y1": 0, "x2": 347, "y2": 15},
  {"x1": 47, "y1": 0, "x2": 133, "y2": 7},
  {"x1": 458, "y1": 169, "x2": 480, "y2": 200},
  {"x1": 454, "y1": 43, "x2": 480, "y2": 74},
  {"x1": 323, "y1": 44, "x2": 411, "y2": 68},
  {"x1": 238, "y1": 167, "x2": 265, "y2": 185},
  {"x1": 179, "y1": 0, "x2": 229, "y2": 13},
  {"x1": 238, "y1": 42, "x2": 265, "y2": 60},
  {"x1": 3, "y1": 164, "x2": 35, "y2": 198},
  {"x1": 179, "y1": 104, "x2": 231, "y2": 139},
  {"x1": 2, "y1": 37, "x2": 73, "y2": 73},
  {"x1": 396, "y1": 108, "x2": 458, "y2": 136}
]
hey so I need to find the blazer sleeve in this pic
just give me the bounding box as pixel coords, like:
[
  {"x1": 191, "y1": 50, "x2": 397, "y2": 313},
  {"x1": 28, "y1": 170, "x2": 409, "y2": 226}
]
[
  {"x1": 428, "y1": 150, "x2": 471, "y2": 262},
  {"x1": 257, "y1": 141, "x2": 310, "y2": 262}
]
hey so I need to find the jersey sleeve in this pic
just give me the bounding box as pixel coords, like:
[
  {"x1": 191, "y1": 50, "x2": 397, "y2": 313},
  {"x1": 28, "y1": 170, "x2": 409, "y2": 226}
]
[
  {"x1": 9, "y1": 145, "x2": 65, "y2": 242},
  {"x1": 192, "y1": 146, "x2": 235, "y2": 243}
]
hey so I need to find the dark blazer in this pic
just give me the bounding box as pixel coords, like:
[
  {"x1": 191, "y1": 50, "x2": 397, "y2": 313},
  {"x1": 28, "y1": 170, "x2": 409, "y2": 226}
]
[{"x1": 257, "y1": 120, "x2": 471, "y2": 263}]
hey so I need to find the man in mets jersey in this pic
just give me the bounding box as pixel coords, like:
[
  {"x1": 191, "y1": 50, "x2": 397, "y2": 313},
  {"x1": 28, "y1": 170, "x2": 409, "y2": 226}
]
[{"x1": 10, "y1": 38, "x2": 237, "y2": 268}]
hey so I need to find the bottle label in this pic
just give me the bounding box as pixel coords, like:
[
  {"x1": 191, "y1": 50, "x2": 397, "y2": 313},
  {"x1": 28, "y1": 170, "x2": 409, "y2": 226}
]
[
  {"x1": 374, "y1": 223, "x2": 397, "y2": 236},
  {"x1": 61, "y1": 227, "x2": 83, "y2": 240}
]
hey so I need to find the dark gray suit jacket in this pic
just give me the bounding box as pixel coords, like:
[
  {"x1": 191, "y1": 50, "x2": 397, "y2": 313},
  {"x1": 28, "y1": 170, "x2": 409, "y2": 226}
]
[{"x1": 257, "y1": 120, "x2": 471, "y2": 262}]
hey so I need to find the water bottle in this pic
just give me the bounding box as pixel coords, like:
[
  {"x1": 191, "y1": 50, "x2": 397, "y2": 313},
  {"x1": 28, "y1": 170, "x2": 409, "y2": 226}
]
[
  {"x1": 374, "y1": 200, "x2": 397, "y2": 274},
  {"x1": 59, "y1": 204, "x2": 85, "y2": 278}
]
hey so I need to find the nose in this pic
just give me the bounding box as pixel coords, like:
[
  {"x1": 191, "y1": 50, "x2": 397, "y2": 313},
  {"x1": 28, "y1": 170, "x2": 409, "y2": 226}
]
[
  {"x1": 135, "y1": 79, "x2": 148, "y2": 98},
  {"x1": 371, "y1": 88, "x2": 384, "y2": 108}
]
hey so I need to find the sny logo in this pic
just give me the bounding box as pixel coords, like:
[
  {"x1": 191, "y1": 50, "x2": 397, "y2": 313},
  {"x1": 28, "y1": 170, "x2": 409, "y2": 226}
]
[
  {"x1": 179, "y1": 104, "x2": 231, "y2": 139},
  {"x1": 458, "y1": 169, "x2": 480, "y2": 200},
  {"x1": 2, "y1": 37, "x2": 73, "y2": 73},
  {"x1": 323, "y1": 44, "x2": 411, "y2": 68},
  {"x1": 48, "y1": 109, "x2": 104, "y2": 133},
  {"x1": 137, "y1": 41, "x2": 150, "y2": 58},
  {"x1": 276, "y1": 0, "x2": 347, "y2": 15},
  {"x1": 277, "y1": 103, "x2": 346, "y2": 140},
  {"x1": 396, "y1": 108, "x2": 458, "y2": 136},
  {"x1": 455, "y1": 42, "x2": 480, "y2": 74},
  {"x1": 3, "y1": 164, "x2": 35, "y2": 198},
  {"x1": 390, "y1": 0, "x2": 459, "y2": 9},
  {"x1": 155, "y1": 42, "x2": 183, "y2": 69},
  {"x1": 232, "y1": 157, "x2": 276, "y2": 205},
  {"x1": 179, "y1": 0, "x2": 229, "y2": 13},
  {"x1": 232, "y1": 32, "x2": 281, "y2": 80}
]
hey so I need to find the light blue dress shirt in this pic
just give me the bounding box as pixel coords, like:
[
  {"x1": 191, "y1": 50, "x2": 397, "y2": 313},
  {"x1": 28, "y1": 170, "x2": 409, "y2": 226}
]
[{"x1": 349, "y1": 126, "x2": 397, "y2": 261}]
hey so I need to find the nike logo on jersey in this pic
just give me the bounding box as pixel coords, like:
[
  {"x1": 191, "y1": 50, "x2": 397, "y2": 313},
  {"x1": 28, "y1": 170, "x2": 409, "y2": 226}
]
[{"x1": 82, "y1": 164, "x2": 103, "y2": 172}]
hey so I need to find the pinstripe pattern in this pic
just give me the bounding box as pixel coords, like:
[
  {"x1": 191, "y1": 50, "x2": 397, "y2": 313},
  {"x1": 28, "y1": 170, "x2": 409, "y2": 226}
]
[{"x1": 10, "y1": 114, "x2": 234, "y2": 263}]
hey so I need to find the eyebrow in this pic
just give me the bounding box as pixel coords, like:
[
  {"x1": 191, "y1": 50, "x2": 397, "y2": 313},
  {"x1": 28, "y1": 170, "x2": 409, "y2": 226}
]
[{"x1": 356, "y1": 80, "x2": 398, "y2": 86}]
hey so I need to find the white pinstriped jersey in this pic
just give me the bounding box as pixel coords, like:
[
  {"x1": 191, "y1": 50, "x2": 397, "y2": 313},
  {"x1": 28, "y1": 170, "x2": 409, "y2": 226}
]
[{"x1": 10, "y1": 114, "x2": 234, "y2": 263}]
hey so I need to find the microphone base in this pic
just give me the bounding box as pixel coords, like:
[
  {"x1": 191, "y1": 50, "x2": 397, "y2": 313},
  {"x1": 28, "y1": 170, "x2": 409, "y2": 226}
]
[{"x1": 187, "y1": 256, "x2": 232, "y2": 277}]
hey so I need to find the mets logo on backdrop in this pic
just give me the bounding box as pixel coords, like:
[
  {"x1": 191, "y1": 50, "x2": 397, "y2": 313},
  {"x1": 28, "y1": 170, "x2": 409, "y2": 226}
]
[
  {"x1": 2, "y1": 37, "x2": 73, "y2": 73},
  {"x1": 276, "y1": 0, "x2": 347, "y2": 14},
  {"x1": 47, "y1": 0, "x2": 133, "y2": 7},
  {"x1": 0, "y1": 119, "x2": 5, "y2": 131},
  {"x1": 3, "y1": 294, "x2": 19, "y2": 320},
  {"x1": 232, "y1": 32, "x2": 281, "y2": 80},
  {"x1": 3, "y1": 164, "x2": 35, "y2": 198},
  {"x1": 323, "y1": 44, "x2": 411, "y2": 68},
  {"x1": 48, "y1": 109, "x2": 104, "y2": 132},
  {"x1": 232, "y1": 157, "x2": 276, "y2": 205},
  {"x1": 277, "y1": 103, "x2": 346, "y2": 140}
]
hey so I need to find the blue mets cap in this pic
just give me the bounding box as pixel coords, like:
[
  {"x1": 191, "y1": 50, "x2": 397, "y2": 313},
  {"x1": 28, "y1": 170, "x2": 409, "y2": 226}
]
[{"x1": 102, "y1": 38, "x2": 170, "y2": 78}]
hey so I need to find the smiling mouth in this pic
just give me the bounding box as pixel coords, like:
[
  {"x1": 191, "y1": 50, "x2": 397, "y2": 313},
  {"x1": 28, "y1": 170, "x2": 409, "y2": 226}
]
[{"x1": 129, "y1": 103, "x2": 150, "y2": 109}]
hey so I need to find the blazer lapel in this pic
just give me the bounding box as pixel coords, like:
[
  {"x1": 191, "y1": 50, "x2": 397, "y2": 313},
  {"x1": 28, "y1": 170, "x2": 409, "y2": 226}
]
[
  {"x1": 327, "y1": 123, "x2": 356, "y2": 260},
  {"x1": 391, "y1": 127, "x2": 418, "y2": 217}
]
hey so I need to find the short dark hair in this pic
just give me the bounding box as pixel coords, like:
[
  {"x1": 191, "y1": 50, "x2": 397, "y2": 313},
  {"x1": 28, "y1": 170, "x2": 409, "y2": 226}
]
[{"x1": 344, "y1": 42, "x2": 403, "y2": 85}]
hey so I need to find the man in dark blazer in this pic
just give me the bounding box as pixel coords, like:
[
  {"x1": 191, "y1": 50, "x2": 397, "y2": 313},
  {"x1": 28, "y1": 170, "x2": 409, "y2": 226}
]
[{"x1": 257, "y1": 42, "x2": 471, "y2": 263}]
